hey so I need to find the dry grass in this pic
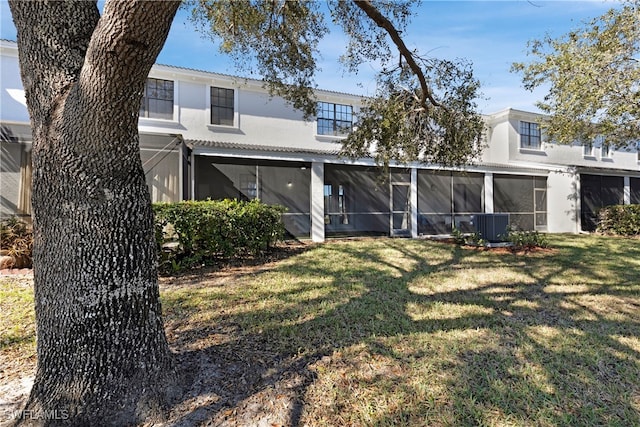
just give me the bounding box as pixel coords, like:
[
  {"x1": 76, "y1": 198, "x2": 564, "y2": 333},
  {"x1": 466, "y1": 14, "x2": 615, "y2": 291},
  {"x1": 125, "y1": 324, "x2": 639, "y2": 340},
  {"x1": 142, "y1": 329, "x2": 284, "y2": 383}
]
[
  {"x1": 2, "y1": 234, "x2": 640, "y2": 426},
  {"x1": 0, "y1": 277, "x2": 35, "y2": 382}
]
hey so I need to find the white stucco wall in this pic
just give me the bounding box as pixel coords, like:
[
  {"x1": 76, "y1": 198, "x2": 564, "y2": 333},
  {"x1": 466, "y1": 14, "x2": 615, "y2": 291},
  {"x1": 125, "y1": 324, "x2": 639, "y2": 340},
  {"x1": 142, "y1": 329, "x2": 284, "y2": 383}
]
[
  {"x1": 483, "y1": 119, "x2": 511, "y2": 164},
  {"x1": 491, "y1": 108, "x2": 640, "y2": 173},
  {"x1": 136, "y1": 63, "x2": 360, "y2": 155},
  {"x1": 0, "y1": 45, "x2": 29, "y2": 123}
]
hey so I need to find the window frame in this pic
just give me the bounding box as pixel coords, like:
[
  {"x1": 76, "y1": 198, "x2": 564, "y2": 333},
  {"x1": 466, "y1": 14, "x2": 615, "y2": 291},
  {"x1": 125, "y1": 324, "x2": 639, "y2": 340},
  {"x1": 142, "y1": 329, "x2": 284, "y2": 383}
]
[
  {"x1": 583, "y1": 142, "x2": 595, "y2": 158},
  {"x1": 317, "y1": 101, "x2": 353, "y2": 137},
  {"x1": 140, "y1": 77, "x2": 175, "y2": 121},
  {"x1": 210, "y1": 86, "x2": 235, "y2": 127},
  {"x1": 207, "y1": 85, "x2": 239, "y2": 130},
  {"x1": 519, "y1": 121, "x2": 542, "y2": 151}
]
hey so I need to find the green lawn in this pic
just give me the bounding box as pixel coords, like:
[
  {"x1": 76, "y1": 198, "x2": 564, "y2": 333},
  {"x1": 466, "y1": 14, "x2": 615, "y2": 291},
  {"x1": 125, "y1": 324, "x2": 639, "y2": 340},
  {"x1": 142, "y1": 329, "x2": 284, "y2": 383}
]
[{"x1": 3, "y1": 234, "x2": 640, "y2": 426}]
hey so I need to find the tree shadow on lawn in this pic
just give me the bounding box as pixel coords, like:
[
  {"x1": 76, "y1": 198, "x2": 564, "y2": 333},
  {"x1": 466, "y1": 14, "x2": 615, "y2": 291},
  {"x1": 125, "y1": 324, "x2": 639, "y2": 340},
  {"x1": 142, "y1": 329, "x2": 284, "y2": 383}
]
[{"x1": 161, "y1": 236, "x2": 640, "y2": 426}]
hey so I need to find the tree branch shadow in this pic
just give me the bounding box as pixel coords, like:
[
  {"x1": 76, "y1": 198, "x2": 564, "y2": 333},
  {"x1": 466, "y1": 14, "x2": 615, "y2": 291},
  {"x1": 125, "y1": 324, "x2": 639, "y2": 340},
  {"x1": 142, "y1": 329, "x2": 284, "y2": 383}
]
[{"x1": 158, "y1": 236, "x2": 640, "y2": 426}]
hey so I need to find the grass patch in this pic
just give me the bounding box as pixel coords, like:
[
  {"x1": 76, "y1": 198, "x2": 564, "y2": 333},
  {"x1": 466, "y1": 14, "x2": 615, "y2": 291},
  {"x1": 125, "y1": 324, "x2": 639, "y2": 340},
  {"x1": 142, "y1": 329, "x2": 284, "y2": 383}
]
[
  {"x1": 159, "y1": 234, "x2": 640, "y2": 426},
  {"x1": 3, "y1": 234, "x2": 640, "y2": 426},
  {"x1": 0, "y1": 277, "x2": 36, "y2": 382}
]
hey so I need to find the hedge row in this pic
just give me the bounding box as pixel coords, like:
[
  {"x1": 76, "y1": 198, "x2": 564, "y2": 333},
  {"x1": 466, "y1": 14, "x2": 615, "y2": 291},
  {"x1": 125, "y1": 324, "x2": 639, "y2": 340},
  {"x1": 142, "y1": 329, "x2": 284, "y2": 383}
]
[
  {"x1": 597, "y1": 204, "x2": 640, "y2": 236},
  {"x1": 153, "y1": 199, "x2": 286, "y2": 272}
]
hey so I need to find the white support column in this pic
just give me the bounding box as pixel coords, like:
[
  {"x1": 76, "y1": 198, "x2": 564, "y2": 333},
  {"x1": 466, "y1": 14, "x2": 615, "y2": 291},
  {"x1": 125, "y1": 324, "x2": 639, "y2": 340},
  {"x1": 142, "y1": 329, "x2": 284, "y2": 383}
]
[
  {"x1": 178, "y1": 144, "x2": 184, "y2": 201},
  {"x1": 575, "y1": 171, "x2": 582, "y2": 233},
  {"x1": 624, "y1": 176, "x2": 631, "y2": 205},
  {"x1": 190, "y1": 151, "x2": 196, "y2": 200},
  {"x1": 411, "y1": 167, "x2": 418, "y2": 238},
  {"x1": 310, "y1": 162, "x2": 325, "y2": 242},
  {"x1": 484, "y1": 172, "x2": 494, "y2": 214}
]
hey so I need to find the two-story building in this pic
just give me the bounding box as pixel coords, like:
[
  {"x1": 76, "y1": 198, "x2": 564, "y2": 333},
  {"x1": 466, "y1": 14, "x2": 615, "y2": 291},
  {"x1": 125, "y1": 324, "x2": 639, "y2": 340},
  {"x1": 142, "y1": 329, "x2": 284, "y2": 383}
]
[{"x1": 2, "y1": 39, "x2": 640, "y2": 241}]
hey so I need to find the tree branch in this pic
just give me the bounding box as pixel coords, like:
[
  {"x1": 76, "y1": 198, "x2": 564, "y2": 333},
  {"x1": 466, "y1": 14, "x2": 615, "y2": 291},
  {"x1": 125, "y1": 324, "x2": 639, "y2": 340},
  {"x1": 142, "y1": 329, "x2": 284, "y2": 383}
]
[
  {"x1": 352, "y1": 0, "x2": 442, "y2": 110},
  {"x1": 84, "y1": 0, "x2": 181, "y2": 93}
]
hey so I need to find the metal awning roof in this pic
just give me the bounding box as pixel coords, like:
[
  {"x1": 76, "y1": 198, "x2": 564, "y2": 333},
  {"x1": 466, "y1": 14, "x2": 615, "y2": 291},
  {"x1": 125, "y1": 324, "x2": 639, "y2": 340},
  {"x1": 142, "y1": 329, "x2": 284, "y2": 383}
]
[
  {"x1": 0, "y1": 123, "x2": 31, "y2": 143},
  {"x1": 186, "y1": 139, "x2": 341, "y2": 156}
]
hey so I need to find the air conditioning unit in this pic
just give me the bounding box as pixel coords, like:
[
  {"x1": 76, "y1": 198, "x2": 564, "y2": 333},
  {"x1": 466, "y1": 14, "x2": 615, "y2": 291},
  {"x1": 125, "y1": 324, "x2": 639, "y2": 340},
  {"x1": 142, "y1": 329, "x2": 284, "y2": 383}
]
[{"x1": 471, "y1": 214, "x2": 510, "y2": 242}]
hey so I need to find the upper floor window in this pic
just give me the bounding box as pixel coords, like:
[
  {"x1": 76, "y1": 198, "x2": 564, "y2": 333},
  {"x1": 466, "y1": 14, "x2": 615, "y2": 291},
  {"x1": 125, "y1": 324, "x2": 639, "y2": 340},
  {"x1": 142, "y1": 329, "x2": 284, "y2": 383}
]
[
  {"x1": 211, "y1": 87, "x2": 234, "y2": 126},
  {"x1": 595, "y1": 135, "x2": 611, "y2": 158},
  {"x1": 317, "y1": 102, "x2": 353, "y2": 137},
  {"x1": 583, "y1": 143, "x2": 595, "y2": 157},
  {"x1": 140, "y1": 78, "x2": 173, "y2": 120},
  {"x1": 520, "y1": 121, "x2": 541, "y2": 150}
]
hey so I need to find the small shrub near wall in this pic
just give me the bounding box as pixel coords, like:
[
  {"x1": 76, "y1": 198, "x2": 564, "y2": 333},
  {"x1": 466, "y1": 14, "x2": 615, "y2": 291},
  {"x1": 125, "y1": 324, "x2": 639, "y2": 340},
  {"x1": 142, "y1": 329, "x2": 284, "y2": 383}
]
[
  {"x1": 503, "y1": 228, "x2": 548, "y2": 250},
  {"x1": 597, "y1": 204, "x2": 640, "y2": 236},
  {"x1": 153, "y1": 199, "x2": 286, "y2": 272}
]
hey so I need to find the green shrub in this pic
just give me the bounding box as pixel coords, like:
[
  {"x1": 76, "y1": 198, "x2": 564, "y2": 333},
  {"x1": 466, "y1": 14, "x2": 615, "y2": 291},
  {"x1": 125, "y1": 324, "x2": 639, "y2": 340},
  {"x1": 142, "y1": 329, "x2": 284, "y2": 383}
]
[
  {"x1": 451, "y1": 227, "x2": 467, "y2": 245},
  {"x1": 0, "y1": 217, "x2": 33, "y2": 268},
  {"x1": 153, "y1": 199, "x2": 286, "y2": 272},
  {"x1": 597, "y1": 204, "x2": 640, "y2": 236},
  {"x1": 502, "y1": 227, "x2": 548, "y2": 250},
  {"x1": 451, "y1": 227, "x2": 486, "y2": 246}
]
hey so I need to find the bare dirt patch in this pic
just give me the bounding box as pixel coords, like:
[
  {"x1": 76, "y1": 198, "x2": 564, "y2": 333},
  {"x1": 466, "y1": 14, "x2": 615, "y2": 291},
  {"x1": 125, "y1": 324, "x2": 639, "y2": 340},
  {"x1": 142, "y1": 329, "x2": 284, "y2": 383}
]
[
  {"x1": 156, "y1": 241, "x2": 315, "y2": 426},
  {"x1": 1, "y1": 242, "x2": 313, "y2": 427}
]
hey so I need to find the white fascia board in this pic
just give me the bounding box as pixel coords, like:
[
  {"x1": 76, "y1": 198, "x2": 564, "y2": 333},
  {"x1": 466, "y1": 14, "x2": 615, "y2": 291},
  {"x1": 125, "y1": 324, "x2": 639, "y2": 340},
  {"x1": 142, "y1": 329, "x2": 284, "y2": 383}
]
[{"x1": 0, "y1": 41, "x2": 18, "y2": 57}]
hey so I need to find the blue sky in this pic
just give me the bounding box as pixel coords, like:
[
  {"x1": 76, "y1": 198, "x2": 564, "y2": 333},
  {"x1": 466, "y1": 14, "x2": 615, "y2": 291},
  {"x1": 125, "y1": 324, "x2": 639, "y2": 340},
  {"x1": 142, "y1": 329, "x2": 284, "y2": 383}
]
[{"x1": 0, "y1": 1, "x2": 621, "y2": 114}]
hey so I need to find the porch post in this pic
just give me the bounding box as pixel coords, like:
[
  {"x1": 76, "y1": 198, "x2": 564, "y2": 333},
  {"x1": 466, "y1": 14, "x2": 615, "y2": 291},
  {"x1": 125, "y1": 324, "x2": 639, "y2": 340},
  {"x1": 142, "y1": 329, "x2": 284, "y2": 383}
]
[
  {"x1": 624, "y1": 176, "x2": 631, "y2": 205},
  {"x1": 190, "y1": 151, "x2": 196, "y2": 200},
  {"x1": 310, "y1": 162, "x2": 325, "y2": 242},
  {"x1": 484, "y1": 172, "x2": 494, "y2": 213},
  {"x1": 411, "y1": 167, "x2": 418, "y2": 238}
]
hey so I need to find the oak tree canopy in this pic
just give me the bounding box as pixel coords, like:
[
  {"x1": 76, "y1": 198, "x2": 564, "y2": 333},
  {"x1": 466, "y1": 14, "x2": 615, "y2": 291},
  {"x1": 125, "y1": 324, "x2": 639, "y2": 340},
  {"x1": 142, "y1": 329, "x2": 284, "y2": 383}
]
[
  {"x1": 513, "y1": 0, "x2": 640, "y2": 148},
  {"x1": 190, "y1": 0, "x2": 484, "y2": 166}
]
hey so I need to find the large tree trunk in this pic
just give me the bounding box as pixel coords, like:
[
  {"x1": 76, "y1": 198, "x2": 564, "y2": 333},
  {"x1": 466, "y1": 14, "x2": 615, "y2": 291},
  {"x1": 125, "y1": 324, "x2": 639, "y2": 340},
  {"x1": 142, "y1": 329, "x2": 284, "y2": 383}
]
[{"x1": 9, "y1": 1, "x2": 181, "y2": 424}]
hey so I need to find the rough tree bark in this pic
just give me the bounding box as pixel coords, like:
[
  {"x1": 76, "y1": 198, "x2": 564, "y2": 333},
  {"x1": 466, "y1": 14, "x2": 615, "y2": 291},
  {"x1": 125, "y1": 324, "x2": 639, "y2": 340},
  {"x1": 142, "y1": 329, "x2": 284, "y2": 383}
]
[{"x1": 8, "y1": 0, "x2": 181, "y2": 424}]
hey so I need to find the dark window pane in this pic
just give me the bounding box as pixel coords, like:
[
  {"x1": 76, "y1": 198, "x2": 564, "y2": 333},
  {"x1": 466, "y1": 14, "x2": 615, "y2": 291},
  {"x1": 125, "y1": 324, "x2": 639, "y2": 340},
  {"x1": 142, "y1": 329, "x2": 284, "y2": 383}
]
[
  {"x1": 211, "y1": 87, "x2": 235, "y2": 125},
  {"x1": 140, "y1": 78, "x2": 174, "y2": 119},
  {"x1": 520, "y1": 121, "x2": 541, "y2": 149},
  {"x1": 317, "y1": 102, "x2": 353, "y2": 136}
]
